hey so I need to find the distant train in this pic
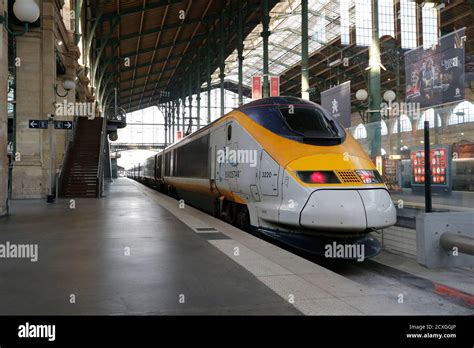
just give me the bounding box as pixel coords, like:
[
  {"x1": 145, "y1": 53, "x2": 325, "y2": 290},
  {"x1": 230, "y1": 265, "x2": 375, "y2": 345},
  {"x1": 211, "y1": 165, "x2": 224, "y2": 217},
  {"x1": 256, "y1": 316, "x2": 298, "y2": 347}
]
[{"x1": 129, "y1": 97, "x2": 397, "y2": 258}]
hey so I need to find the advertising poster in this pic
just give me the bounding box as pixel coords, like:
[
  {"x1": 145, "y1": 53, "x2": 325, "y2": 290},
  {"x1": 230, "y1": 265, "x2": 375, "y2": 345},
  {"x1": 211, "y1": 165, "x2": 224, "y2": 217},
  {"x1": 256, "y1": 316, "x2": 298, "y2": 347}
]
[
  {"x1": 405, "y1": 28, "x2": 465, "y2": 108},
  {"x1": 383, "y1": 157, "x2": 402, "y2": 192},
  {"x1": 410, "y1": 145, "x2": 451, "y2": 190}
]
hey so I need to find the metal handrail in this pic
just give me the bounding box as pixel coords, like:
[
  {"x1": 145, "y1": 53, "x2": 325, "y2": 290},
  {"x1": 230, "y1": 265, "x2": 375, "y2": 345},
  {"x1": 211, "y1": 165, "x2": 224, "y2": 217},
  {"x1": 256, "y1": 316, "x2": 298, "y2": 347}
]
[
  {"x1": 57, "y1": 115, "x2": 79, "y2": 197},
  {"x1": 96, "y1": 115, "x2": 107, "y2": 197},
  {"x1": 440, "y1": 232, "x2": 474, "y2": 256}
]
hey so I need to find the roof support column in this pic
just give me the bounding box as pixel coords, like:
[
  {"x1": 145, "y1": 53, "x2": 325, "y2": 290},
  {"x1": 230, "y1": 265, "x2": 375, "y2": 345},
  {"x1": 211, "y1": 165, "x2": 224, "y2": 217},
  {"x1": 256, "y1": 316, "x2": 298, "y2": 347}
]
[
  {"x1": 164, "y1": 103, "x2": 168, "y2": 148},
  {"x1": 182, "y1": 83, "x2": 187, "y2": 134},
  {"x1": 237, "y1": 0, "x2": 244, "y2": 106},
  {"x1": 261, "y1": 0, "x2": 270, "y2": 98},
  {"x1": 207, "y1": 32, "x2": 212, "y2": 124},
  {"x1": 75, "y1": 0, "x2": 84, "y2": 45},
  {"x1": 168, "y1": 102, "x2": 172, "y2": 145},
  {"x1": 188, "y1": 72, "x2": 193, "y2": 135},
  {"x1": 196, "y1": 58, "x2": 201, "y2": 129},
  {"x1": 176, "y1": 96, "x2": 180, "y2": 139},
  {"x1": 301, "y1": 0, "x2": 310, "y2": 100},
  {"x1": 172, "y1": 100, "x2": 177, "y2": 143},
  {"x1": 85, "y1": 12, "x2": 103, "y2": 71},
  {"x1": 368, "y1": 0, "x2": 381, "y2": 159},
  {"x1": 0, "y1": 0, "x2": 8, "y2": 216},
  {"x1": 219, "y1": 12, "x2": 226, "y2": 116}
]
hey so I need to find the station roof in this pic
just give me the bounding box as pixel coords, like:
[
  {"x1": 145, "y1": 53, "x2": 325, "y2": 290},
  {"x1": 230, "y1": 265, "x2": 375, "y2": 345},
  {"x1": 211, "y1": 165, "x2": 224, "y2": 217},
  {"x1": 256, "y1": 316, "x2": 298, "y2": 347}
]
[
  {"x1": 89, "y1": 0, "x2": 278, "y2": 113},
  {"x1": 220, "y1": 0, "x2": 474, "y2": 107},
  {"x1": 90, "y1": 0, "x2": 474, "y2": 115}
]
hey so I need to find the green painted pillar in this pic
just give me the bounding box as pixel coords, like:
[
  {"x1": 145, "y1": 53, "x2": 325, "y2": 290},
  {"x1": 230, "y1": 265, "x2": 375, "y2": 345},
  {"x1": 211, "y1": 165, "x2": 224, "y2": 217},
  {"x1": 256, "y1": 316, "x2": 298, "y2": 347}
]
[
  {"x1": 368, "y1": 0, "x2": 382, "y2": 159},
  {"x1": 207, "y1": 32, "x2": 212, "y2": 124},
  {"x1": 164, "y1": 103, "x2": 168, "y2": 148},
  {"x1": 219, "y1": 12, "x2": 226, "y2": 116},
  {"x1": 176, "y1": 96, "x2": 180, "y2": 139},
  {"x1": 261, "y1": 0, "x2": 270, "y2": 98},
  {"x1": 0, "y1": 0, "x2": 8, "y2": 216},
  {"x1": 237, "y1": 0, "x2": 244, "y2": 106},
  {"x1": 188, "y1": 71, "x2": 193, "y2": 134},
  {"x1": 75, "y1": 0, "x2": 84, "y2": 45},
  {"x1": 182, "y1": 82, "x2": 186, "y2": 134},
  {"x1": 196, "y1": 58, "x2": 201, "y2": 129},
  {"x1": 301, "y1": 0, "x2": 310, "y2": 100},
  {"x1": 172, "y1": 99, "x2": 177, "y2": 143},
  {"x1": 396, "y1": 50, "x2": 402, "y2": 155}
]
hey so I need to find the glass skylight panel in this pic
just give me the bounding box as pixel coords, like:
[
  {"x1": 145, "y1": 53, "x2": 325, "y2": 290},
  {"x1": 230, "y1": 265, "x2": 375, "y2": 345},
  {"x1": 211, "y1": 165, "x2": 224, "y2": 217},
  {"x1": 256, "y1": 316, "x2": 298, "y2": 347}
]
[
  {"x1": 400, "y1": 0, "x2": 418, "y2": 49},
  {"x1": 355, "y1": 0, "x2": 372, "y2": 46},
  {"x1": 422, "y1": 3, "x2": 439, "y2": 49},
  {"x1": 340, "y1": 0, "x2": 350, "y2": 44},
  {"x1": 378, "y1": 0, "x2": 394, "y2": 38}
]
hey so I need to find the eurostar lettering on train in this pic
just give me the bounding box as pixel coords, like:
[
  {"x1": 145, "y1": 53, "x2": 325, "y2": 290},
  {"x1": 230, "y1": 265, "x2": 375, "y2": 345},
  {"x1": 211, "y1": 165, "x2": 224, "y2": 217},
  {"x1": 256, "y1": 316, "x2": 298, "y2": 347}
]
[{"x1": 129, "y1": 97, "x2": 397, "y2": 258}]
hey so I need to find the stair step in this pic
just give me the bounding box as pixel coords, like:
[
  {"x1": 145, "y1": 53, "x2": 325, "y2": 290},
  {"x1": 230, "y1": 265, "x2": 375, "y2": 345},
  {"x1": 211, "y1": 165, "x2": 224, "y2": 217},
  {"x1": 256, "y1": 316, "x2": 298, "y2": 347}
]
[{"x1": 59, "y1": 117, "x2": 104, "y2": 199}]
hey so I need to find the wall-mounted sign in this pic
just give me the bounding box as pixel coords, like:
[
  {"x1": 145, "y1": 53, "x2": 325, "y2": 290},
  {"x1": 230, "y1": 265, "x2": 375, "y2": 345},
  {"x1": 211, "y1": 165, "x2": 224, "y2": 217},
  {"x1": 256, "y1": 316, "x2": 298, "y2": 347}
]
[
  {"x1": 29, "y1": 120, "x2": 49, "y2": 129},
  {"x1": 383, "y1": 156, "x2": 402, "y2": 192},
  {"x1": 54, "y1": 121, "x2": 73, "y2": 130},
  {"x1": 252, "y1": 76, "x2": 262, "y2": 100},
  {"x1": 321, "y1": 81, "x2": 351, "y2": 128}
]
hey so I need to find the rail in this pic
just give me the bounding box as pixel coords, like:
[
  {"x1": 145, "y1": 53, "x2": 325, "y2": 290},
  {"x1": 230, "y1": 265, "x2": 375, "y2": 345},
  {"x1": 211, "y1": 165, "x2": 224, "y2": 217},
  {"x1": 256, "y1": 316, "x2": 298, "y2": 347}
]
[
  {"x1": 57, "y1": 115, "x2": 79, "y2": 197},
  {"x1": 97, "y1": 115, "x2": 107, "y2": 197},
  {"x1": 440, "y1": 232, "x2": 474, "y2": 256}
]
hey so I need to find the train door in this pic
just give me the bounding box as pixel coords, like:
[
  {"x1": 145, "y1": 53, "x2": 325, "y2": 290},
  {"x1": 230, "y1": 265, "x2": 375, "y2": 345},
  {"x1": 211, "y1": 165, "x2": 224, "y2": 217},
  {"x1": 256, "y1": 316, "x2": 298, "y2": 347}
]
[
  {"x1": 225, "y1": 121, "x2": 240, "y2": 193},
  {"x1": 259, "y1": 150, "x2": 279, "y2": 196},
  {"x1": 210, "y1": 144, "x2": 217, "y2": 192},
  {"x1": 212, "y1": 123, "x2": 229, "y2": 194}
]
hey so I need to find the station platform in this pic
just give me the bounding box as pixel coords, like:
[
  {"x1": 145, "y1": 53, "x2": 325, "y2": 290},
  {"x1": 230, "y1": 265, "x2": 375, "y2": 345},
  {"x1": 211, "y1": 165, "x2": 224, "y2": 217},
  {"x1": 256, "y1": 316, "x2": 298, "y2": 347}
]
[
  {"x1": 391, "y1": 189, "x2": 474, "y2": 212},
  {"x1": 0, "y1": 178, "x2": 472, "y2": 315}
]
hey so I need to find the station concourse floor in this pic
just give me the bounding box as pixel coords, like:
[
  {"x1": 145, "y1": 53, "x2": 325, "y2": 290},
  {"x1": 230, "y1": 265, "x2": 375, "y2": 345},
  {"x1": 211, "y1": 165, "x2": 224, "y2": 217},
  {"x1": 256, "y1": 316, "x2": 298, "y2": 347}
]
[{"x1": 0, "y1": 178, "x2": 299, "y2": 315}]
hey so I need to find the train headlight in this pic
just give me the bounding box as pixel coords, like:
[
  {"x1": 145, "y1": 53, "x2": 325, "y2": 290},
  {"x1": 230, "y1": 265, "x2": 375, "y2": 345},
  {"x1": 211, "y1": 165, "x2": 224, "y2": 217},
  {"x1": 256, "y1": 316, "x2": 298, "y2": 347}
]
[
  {"x1": 296, "y1": 171, "x2": 340, "y2": 184},
  {"x1": 355, "y1": 170, "x2": 383, "y2": 184}
]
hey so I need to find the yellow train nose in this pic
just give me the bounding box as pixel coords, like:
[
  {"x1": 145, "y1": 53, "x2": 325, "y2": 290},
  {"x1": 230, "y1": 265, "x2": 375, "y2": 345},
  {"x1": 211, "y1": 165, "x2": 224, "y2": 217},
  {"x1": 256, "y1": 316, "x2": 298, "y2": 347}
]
[{"x1": 287, "y1": 153, "x2": 376, "y2": 172}]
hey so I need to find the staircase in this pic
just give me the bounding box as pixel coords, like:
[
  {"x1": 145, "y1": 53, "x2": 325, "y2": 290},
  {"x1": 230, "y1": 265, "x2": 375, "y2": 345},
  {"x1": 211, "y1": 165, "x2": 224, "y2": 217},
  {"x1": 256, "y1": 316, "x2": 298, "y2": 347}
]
[{"x1": 60, "y1": 118, "x2": 103, "y2": 198}]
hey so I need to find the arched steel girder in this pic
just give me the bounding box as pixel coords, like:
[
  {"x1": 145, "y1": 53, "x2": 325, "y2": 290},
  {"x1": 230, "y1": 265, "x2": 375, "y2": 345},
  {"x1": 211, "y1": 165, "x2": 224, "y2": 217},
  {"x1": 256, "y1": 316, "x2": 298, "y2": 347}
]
[
  {"x1": 91, "y1": 20, "x2": 120, "y2": 88},
  {"x1": 96, "y1": 47, "x2": 120, "y2": 100},
  {"x1": 91, "y1": 0, "x2": 183, "y2": 22},
  {"x1": 99, "y1": 11, "x2": 224, "y2": 45},
  {"x1": 93, "y1": 0, "x2": 274, "y2": 114},
  {"x1": 84, "y1": 11, "x2": 103, "y2": 68}
]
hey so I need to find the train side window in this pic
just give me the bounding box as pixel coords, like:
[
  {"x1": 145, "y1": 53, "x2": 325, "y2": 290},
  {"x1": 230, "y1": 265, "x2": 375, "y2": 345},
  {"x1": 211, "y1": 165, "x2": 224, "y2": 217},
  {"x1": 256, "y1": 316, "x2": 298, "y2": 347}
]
[{"x1": 227, "y1": 124, "x2": 232, "y2": 141}]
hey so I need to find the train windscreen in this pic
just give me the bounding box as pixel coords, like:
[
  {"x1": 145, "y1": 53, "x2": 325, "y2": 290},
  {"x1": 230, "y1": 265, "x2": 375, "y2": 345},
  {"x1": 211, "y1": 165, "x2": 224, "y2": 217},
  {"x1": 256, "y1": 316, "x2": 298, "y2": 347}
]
[
  {"x1": 278, "y1": 107, "x2": 337, "y2": 138},
  {"x1": 241, "y1": 104, "x2": 345, "y2": 146}
]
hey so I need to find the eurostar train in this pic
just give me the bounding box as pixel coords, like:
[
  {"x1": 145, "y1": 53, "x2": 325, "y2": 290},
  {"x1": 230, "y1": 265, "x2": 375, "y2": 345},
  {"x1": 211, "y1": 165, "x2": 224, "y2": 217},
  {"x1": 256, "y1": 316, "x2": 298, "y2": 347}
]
[{"x1": 129, "y1": 97, "x2": 397, "y2": 258}]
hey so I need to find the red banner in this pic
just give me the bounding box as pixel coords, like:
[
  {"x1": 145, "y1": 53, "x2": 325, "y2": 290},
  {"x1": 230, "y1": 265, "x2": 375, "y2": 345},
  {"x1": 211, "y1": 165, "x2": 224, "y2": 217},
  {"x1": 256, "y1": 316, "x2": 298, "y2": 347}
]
[
  {"x1": 176, "y1": 131, "x2": 183, "y2": 141},
  {"x1": 252, "y1": 76, "x2": 262, "y2": 100},
  {"x1": 270, "y1": 76, "x2": 280, "y2": 97}
]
